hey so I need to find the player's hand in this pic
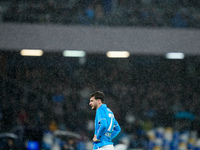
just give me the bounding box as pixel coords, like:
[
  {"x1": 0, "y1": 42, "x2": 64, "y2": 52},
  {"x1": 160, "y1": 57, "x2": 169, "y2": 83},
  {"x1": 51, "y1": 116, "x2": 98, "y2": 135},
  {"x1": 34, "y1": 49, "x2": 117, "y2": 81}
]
[{"x1": 93, "y1": 135, "x2": 100, "y2": 142}]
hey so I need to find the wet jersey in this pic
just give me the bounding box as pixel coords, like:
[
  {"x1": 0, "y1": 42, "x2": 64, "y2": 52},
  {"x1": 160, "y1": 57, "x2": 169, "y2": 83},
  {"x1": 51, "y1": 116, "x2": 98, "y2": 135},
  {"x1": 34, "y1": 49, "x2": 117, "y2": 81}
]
[{"x1": 93, "y1": 104, "x2": 121, "y2": 149}]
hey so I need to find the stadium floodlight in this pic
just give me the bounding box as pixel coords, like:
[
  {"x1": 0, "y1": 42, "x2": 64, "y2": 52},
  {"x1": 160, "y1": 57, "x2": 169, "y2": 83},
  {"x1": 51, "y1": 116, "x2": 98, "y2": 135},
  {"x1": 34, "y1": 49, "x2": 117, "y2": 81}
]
[
  {"x1": 63, "y1": 50, "x2": 86, "y2": 57},
  {"x1": 165, "y1": 52, "x2": 185, "y2": 59},
  {"x1": 20, "y1": 49, "x2": 43, "y2": 56},
  {"x1": 106, "y1": 51, "x2": 130, "y2": 58}
]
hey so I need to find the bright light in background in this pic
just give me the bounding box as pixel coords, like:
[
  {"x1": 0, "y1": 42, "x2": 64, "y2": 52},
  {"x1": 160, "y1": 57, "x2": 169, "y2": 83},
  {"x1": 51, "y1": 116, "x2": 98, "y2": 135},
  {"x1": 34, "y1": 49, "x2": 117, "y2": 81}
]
[
  {"x1": 166, "y1": 52, "x2": 185, "y2": 59},
  {"x1": 20, "y1": 49, "x2": 43, "y2": 56},
  {"x1": 106, "y1": 51, "x2": 130, "y2": 58},
  {"x1": 63, "y1": 50, "x2": 86, "y2": 57}
]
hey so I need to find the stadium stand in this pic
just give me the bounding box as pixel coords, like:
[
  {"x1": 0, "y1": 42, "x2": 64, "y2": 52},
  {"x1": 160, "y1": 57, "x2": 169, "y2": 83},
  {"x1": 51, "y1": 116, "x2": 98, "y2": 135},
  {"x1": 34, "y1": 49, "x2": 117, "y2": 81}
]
[
  {"x1": 1, "y1": 52, "x2": 200, "y2": 149},
  {"x1": 0, "y1": 0, "x2": 200, "y2": 149},
  {"x1": 0, "y1": 0, "x2": 200, "y2": 28}
]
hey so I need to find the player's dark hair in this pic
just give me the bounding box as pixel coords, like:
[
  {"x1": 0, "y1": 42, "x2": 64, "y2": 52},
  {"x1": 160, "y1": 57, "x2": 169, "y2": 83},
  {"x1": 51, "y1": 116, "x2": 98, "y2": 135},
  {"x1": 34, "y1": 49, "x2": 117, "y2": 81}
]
[{"x1": 90, "y1": 91, "x2": 105, "y2": 103}]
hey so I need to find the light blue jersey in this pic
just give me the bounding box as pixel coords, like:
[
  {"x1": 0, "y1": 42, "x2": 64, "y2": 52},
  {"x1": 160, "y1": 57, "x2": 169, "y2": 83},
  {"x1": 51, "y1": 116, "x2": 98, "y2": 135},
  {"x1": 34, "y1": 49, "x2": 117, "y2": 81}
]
[{"x1": 93, "y1": 104, "x2": 121, "y2": 149}]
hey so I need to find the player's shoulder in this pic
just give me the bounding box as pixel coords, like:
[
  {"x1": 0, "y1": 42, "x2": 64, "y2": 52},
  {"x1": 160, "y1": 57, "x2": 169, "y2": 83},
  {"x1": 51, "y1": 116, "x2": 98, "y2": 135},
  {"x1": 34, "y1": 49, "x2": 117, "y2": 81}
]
[
  {"x1": 98, "y1": 104, "x2": 113, "y2": 113},
  {"x1": 104, "y1": 107, "x2": 113, "y2": 114},
  {"x1": 106, "y1": 107, "x2": 113, "y2": 113},
  {"x1": 97, "y1": 105, "x2": 108, "y2": 112}
]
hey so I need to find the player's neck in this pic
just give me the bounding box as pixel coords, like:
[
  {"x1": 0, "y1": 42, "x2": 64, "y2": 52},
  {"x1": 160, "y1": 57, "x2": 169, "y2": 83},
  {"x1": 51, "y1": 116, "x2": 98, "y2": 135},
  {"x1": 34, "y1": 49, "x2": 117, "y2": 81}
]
[{"x1": 96, "y1": 103, "x2": 102, "y2": 110}]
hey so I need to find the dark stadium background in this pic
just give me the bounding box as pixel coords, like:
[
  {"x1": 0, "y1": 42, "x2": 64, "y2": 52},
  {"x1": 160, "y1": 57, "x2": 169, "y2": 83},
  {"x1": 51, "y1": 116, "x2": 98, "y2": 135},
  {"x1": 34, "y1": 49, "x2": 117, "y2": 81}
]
[{"x1": 0, "y1": 0, "x2": 200, "y2": 150}]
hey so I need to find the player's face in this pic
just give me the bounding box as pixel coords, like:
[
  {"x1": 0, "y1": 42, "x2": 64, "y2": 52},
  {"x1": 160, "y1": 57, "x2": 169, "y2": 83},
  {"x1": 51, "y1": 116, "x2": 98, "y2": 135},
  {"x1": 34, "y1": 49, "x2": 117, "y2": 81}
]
[{"x1": 89, "y1": 96, "x2": 98, "y2": 110}]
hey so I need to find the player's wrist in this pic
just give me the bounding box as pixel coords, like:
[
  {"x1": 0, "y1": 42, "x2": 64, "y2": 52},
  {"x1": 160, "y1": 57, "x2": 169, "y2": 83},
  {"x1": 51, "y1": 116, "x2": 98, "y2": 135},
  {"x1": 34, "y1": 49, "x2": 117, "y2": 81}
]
[
  {"x1": 96, "y1": 137, "x2": 100, "y2": 141},
  {"x1": 96, "y1": 138, "x2": 100, "y2": 141}
]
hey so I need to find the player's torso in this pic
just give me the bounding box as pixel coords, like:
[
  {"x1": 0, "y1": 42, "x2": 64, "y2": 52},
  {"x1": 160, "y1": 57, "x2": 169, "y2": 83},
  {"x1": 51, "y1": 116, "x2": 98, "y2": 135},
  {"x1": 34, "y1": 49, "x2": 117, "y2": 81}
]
[{"x1": 95, "y1": 106, "x2": 115, "y2": 140}]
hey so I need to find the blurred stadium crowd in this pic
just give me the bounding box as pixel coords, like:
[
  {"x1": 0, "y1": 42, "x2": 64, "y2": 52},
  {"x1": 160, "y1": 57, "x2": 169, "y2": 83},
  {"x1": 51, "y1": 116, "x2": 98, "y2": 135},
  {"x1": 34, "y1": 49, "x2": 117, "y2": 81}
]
[
  {"x1": 1, "y1": 52, "x2": 200, "y2": 149},
  {"x1": 0, "y1": 0, "x2": 200, "y2": 28},
  {"x1": 0, "y1": 0, "x2": 200, "y2": 149}
]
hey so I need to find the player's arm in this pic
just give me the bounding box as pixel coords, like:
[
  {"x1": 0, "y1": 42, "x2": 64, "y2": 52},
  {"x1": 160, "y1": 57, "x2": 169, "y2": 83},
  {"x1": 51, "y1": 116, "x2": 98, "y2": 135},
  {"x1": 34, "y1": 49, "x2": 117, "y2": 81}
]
[
  {"x1": 95, "y1": 109, "x2": 108, "y2": 141},
  {"x1": 111, "y1": 119, "x2": 121, "y2": 139}
]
